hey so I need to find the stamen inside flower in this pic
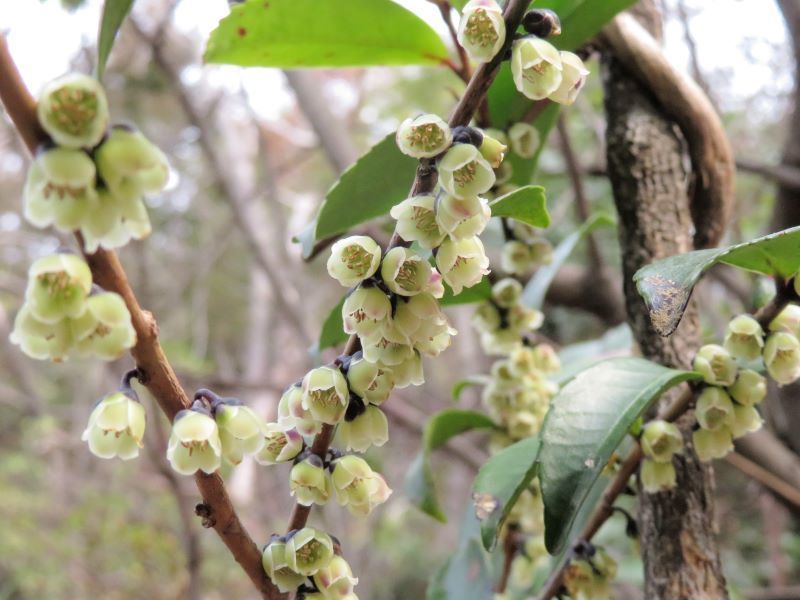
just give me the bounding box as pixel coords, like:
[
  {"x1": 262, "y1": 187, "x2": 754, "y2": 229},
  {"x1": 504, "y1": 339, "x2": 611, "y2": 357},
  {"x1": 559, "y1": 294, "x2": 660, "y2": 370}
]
[
  {"x1": 465, "y1": 9, "x2": 499, "y2": 47},
  {"x1": 452, "y1": 162, "x2": 477, "y2": 187},
  {"x1": 48, "y1": 87, "x2": 99, "y2": 136},
  {"x1": 340, "y1": 245, "x2": 372, "y2": 273},
  {"x1": 408, "y1": 123, "x2": 446, "y2": 152}
]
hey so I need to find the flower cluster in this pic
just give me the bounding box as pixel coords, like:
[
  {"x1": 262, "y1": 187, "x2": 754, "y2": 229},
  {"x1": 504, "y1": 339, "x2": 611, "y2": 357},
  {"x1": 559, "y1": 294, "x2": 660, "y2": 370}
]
[
  {"x1": 262, "y1": 528, "x2": 359, "y2": 598},
  {"x1": 24, "y1": 73, "x2": 169, "y2": 252},
  {"x1": 686, "y1": 306, "x2": 800, "y2": 465},
  {"x1": 10, "y1": 253, "x2": 136, "y2": 361},
  {"x1": 473, "y1": 277, "x2": 545, "y2": 355},
  {"x1": 82, "y1": 380, "x2": 146, "y2": 461},
  {"x1": 639, "y1": 420, "x2": 684, "y2": 493}
]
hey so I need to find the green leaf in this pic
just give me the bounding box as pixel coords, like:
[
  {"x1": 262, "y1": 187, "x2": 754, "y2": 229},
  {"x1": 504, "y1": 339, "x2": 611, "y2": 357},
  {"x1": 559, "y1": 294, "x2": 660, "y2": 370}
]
[
  {"x1": 317, "y1": 296, "x2": 348, "y2": 351},
  {"x1": 440, "y1": 276, "x2": 492, "y2": 306},
  {"x1": 427, "y1": 538, "x2": 493, "y2": 600},
  {"x1": 489, "y1": 185, "x2": 550, "y2": 228},
  {"x1": 555, "y1": 323, "x2": 633, "y2": 384},
  {"x1": 205, "y1": 0, "x2": 449, "y2": 68},
  {"x1": 405, "y1": 409, "x2": 496, "y2": 522},
  {"x1": 634, "y1": 226, "x2": 800, "y2": 336},
  {"x1": 293, "y1": 133, "x2": 417, "y2": 259},
  {"x1": 538, "y1": 0, "x2": 639, "y2": 51},
  {"x1": 452, "y1": 376, "x2": 490, "y2": 401},
  {"x1": 538, "y1": 357, "x2": 701, "y2": 553},
  {"x1": 522, "y1": 213, "x2": 616, "y2": 310},
  {"x1": 96, "y1": 0, "x2": 134, "y2": 80},
  {"x1": 472, "y1": 436, "x2": 541, "y2": 551}
]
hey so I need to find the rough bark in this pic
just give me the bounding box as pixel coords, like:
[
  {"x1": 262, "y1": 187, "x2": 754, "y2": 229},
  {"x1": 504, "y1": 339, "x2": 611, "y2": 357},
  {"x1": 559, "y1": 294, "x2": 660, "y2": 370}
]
[{"x1": 602, "y1": 4, "x2": 727, "y2": 598}]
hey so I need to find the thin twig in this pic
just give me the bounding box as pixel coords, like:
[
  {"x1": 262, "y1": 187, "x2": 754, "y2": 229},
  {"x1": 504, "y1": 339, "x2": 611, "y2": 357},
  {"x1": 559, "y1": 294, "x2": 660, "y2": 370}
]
[
  {"x1": 725, "y1": 452, "x2": 800, "y2": 508},
  {"x1": 0, "y1": 34, "x2": 282, "y2": 600},
  {"x1": 437, "y1": 1, "x2": 472, "y2": 83}
]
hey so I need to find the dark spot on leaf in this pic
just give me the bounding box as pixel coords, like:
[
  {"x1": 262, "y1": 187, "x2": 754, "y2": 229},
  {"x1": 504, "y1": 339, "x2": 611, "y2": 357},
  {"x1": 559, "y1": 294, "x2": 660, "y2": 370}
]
[
  {"x1": 639, "y1": 275, "x2": 690, "y2": 337},
  {"x1": 472, "y1": 492, "x2": 500, "y2": 521},
  {"x1": 237, "y1": 27, "x2": 247, "y2": 37}
]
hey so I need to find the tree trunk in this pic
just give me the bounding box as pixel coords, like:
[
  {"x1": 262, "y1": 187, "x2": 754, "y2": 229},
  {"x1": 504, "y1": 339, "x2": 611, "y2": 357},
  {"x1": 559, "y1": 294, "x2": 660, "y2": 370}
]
[{"x1": 602, "y1": 4, "x2": 728, "y2": 598}]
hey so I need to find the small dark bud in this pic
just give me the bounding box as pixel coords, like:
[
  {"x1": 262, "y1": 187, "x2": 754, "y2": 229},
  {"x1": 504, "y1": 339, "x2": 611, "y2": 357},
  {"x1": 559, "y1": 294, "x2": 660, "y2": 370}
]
[
  {"x1": 344, "y1": 394, "x2": 367, "y2": 422},
  {"x1": 522, "y1": 9, "x2": 562, "y2": 38},
  {"x1": 451, "y1": 125, "x2": 484, "y2": 147}
]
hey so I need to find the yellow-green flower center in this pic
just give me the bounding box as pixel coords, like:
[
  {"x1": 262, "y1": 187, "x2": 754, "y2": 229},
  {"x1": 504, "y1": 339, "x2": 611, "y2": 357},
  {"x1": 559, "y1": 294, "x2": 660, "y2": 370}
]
[
  {"x1": 47, "y1": 87, "x2": 99, "y2": 136},
  {"x1": 452, "y1": 162, "x2": 477, "y2": 187},
  {"x1": 340, "y1": 245, "x2": 372, "y2": 274},
  {"x1": 407, "y1": 123, "x2": 446, "y2": 152},
  {"x1": 412, "y1": 206, "x2": 440, "y2": 235},
  {"x1": 309, "y1": 387, "x2": 342, "y2": 408},
  {"x1": 395, "y1": 261, "x2": 421, "y2": 291},
  {"x1": 465, "y1": 9, "x2": 499, "y2": 47}
]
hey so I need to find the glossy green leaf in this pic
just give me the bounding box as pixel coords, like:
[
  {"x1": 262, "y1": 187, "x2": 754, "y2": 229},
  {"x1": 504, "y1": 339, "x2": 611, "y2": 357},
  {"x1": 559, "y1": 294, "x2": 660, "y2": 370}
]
[
  {"x1": 522, "y1": 213, "x2": 616, "y2": 310},
  {"x1": 96, "y1": 0, "x2": 134, "y2": 80},
  {"x1": 555, "y1": 323, "x2": 633, "y2": 384},
  {"x1": 427, "y1": 538, "x2": 493, "y2": 600},
  {"x1": 472, "y1": 435, "x2": 541, "y2": 550},
  {"x1": 537, "y1": 0, "x2": 639, "y2": 51},
  {"x1": 205, "y1": 0, "x2": 449, "y2": 68},
  {"x1": 405, "y1": 409, "x2": 496, "y2": 522},
  {"x1": 293, "y1": 133, "x2": 417, "y2": 259},
  {"x1": 539, "y1": 357, "x2": 701, "y2": 553},
  {"x1": 317, "y1": 295, "x2": 348, "y2": 351},
  {"x1": 489, "y1": 185, "x2": 550, "y2": 228},
  {"x1": 634, "y1": 226, "x2": 800, "y2": 336}
]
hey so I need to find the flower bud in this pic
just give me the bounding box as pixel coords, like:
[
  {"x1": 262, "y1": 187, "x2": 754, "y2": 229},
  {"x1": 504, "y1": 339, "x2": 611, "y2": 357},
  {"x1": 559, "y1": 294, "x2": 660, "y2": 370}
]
[
  {"x1": 641, "y1": 420, "x2": 683, "y2": 463},
  {"x1": 337, "y1": 405, "x2": 389, "y2": 452},
  {"x1": 472, "y1": 301, "x2": 502, "y2": 333},
  {"x1": 214, "y1": 402, "x2": 265, "y2": 465},
  {"x1": 381, "y1": 247, "x2": 442, "y2": 297},
  {"x1": 394, "y1": 293, "x2": 457, "y2": 357},
  {"x1": 70, "y1": 292, "x2": 136, "y2": 360},
  {"x1": 640, "y1": 458, "x2": 677, "y2": 494},
  {"x1": 331, "y1": 455, "x2": 392, "y2": 516},
  {"x1": 262, "y1": 539, "x2": 306, "y2": 593},
  {"x1": 507, "y1": 410, "x2": 540, "y2": 439},
  {"x1": 37, "y1": 73, "x2": 109, "y2": 148},
  {"x1": 388, "y1": 351, "x2": 425, "y2": 388},
  {"x1": 9, "y1": 304, "x2": 74, "y2": 361},
  {"x1": 564, "y1": 549, "x2": 616, "y2": 600},
  {"x1": 438, "y1": 143, "x2": 496, "y2": 199},
  {"x1": 301, "y1": 366, "x2": 349, "y2": 425},
  {"x1": 692, "y1": 427, "x2": 733, "y2": 462},
  {"x1": 390, "y1": 195, "x2": 446, "y2": 249},
  {"x1": 313, "y1": 555, "x2": 359, "y2": 599},
  {"x1": 723, "y1": 314, "x2": 764, "y2": 361},
  {"x1": 764, "y1": 331, "x2": 800, "y2": 385},
  {"x1": 81, "y1": 390, "x2": 146, "y2": 460},
  {"x1": 255, "y1": 423, "x2": 304, "y2": 465},
  {"x1": 436, "y1": 194, "x2": 491, "y2": 241},
  {"x1": 510, "y1": 37, "x2": 563, "y2": 100},
  {"x1": 23, "y1": 147, "x2": 97, "y2": 231},
  {"x1": 548, "y1": 51, "x2": 589, "y2": 106},
  {"x1": 396, "y1": 114, "x2": 452, "y2": 158},
  {"x1": 479, "y1": 130, "x2": 508, "y2": 168},
  {"x1": 521, "y1": 8, "x2": 561, "y2": 38},
  {"x1": 284, "y1": 527, "x2": 335, "y2": 576},
  {"x1": 25, "y1": 253, "x2": 92, "y2": 323},
  {"x1": 730, "y1": 404, "x2": 763, "y2": 439},
  {"x1": 695, "y1": 387, "x2": 735, "y2": 431},
  {"x1": 166, "y1": 409, "x2": 222, "y2": 475},
  {"x1": 693, "y1": 344, "x2": 738, "y2": 386},
  {"x1": 347, "y1": 356, "x2": 395, "y2": 405},
  {"x1": 80, "y1": 188, "x2": 150, "y2": 253},
  {"x1": 361, "y1": 323, "x2": 414, "y2": 366},
  {"x1": 769, "y1": 304, "x2": 800, "y2": 338},
  {"x1": 95, "y1": 126, "x2": 169, "y2": 200},
  {"x1": 342, "y1": 285, "x2": 391, "y2": 337},
  {"x1": 507, "y1": 122, "x2": 540, "y2": 159},
  {"x1": 457, "y1": 0, "x2": 506, "y2": 63},
  {"x1": 492, "y1": 278, "x2": 522, "y2": 308},
  {"x1": 278, "y1": 384, "x2": 321, "y2": 437},
  {"x1": 436, "y1": 236, "x2": 490, "y2": 294},
  {"x1": 528, "y1": 238, "x2": 554, "y2": 266},
  {"x1": 728, "y1": 369, "x2": 767, "y2": 406},
  {"x1": 327, "y1": 236, "x2": 382, "y2": 287},
  {"x1": 532, "y1": 344, "x2": 561, "y2": 374},
  {"x1": 500, "y1": 240, "x2": 533, "y2": 275},
  {"x1": 290, "y1": 455, "x2": 332, "y2": 506}
]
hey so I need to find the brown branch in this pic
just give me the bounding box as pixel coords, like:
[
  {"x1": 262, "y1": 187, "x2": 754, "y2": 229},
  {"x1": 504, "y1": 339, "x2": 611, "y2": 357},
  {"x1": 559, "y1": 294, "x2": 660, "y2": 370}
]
[
  {"x1": 724, "y1": 452, "x2": 800, "y2": 508},
  {"x1": 281, "y1": 0, "x2": 534, "y2": 540},
  {"x1": 0, "y1": 34, "x2": 282, "y2": 600},
  {"x1": 599, "y1": 13, "x2": 735, "y2": 249},
  {"x1": 496, "y1": 524, "x2": 521, "y2": 593},
  {"x1": 437, "y1": 1, "x2": 472, "y2": 83}
]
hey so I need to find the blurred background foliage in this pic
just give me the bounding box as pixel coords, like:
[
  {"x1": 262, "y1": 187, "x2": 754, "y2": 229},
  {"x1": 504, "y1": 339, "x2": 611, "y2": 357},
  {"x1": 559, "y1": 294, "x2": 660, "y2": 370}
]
[{"x1": 1, "y1": 0, "x2": 799, "y2": 598}]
